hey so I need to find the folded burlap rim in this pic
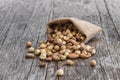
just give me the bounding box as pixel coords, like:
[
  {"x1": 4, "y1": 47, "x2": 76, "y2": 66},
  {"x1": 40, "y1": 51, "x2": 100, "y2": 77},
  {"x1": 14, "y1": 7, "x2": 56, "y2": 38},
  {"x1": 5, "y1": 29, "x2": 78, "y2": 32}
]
[{"x1": 46, "y1": 17, "x2": 102, "y2": 43}]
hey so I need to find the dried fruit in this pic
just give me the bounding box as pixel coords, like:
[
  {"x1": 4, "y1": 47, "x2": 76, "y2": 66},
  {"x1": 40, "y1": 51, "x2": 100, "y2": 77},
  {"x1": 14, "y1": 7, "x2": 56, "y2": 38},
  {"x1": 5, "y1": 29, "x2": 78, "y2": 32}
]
[
  {"x1": 68, "y1": 53, "x2": 79, "y2": 59},
  {"x1": 90, "y1": 60, "x2": 96, "y2": 66},
  {"x1": 28, "y1": 47, "x2": 34, "y2": 53},
  {"x1": 26, "y1": 41, "x2": 32, "y2": 47},
  {"x1": 56, "y1": 69, "x2": 64, "y2": 76},
  {"x1": 66, "y1": 60, "x2": 74, "y2": 66},
  {"x1": 25, "y1": 53, "x2": 35, "y2": 58}
]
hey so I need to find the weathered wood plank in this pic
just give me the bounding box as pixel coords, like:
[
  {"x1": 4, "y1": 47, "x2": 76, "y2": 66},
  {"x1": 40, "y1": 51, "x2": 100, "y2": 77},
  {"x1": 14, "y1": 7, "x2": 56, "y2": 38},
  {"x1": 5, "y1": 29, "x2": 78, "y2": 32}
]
[{"x1": 0, "y1": 0, "x2": 120, "y2": 80}]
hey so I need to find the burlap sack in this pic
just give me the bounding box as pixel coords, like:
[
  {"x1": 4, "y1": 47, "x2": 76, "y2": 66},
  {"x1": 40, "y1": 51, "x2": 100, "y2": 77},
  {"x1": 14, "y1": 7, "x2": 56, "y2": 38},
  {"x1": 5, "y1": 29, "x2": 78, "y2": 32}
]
[{"x1": 46, "y1": 17, "x2": 102, "y2": 43}]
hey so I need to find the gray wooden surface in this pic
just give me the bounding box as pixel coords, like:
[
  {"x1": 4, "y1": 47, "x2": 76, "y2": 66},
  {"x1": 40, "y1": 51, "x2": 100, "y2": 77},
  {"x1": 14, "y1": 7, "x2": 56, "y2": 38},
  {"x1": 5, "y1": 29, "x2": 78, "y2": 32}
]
[{"x1": 0, "y1": 0, "x2": 120, "y2": 80}]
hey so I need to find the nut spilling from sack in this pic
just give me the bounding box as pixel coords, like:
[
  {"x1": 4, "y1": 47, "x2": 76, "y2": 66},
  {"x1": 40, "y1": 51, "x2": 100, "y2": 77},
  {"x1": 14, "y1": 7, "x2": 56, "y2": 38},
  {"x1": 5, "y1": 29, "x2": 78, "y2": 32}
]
[
  {"x1": 26, "y1": 22, "x2": 96, "y2": 62},
  {"x1": 25, "y1": 18, "x2": 102, "y2": 75}
]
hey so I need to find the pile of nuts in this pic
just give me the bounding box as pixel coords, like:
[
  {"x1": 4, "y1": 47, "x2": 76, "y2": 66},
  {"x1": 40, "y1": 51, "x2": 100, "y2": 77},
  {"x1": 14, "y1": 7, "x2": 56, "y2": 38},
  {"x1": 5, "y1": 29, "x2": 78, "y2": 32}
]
[{"x1": 25, "y1": 23, "x2": 96, "y2": 76}]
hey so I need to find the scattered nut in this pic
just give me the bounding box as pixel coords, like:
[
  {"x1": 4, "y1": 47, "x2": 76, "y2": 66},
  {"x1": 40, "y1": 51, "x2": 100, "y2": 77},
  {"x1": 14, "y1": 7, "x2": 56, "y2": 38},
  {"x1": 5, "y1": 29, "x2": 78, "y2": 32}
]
[
  {"x1": 26, "y1": 41, "x2": 32, "y2": 47},
  {"x1": 25, "y1": 53, "x2": 35, "y2": 58},
  {"x1": 34, "y1": 49, "x2": 40, "y2": 55},
  {"x1": 90, "y1": 60, "x2": 96, "y2": 66},
  {"x1": 56, "y1": 69, "x2": 64, "y2": 76},
  {"x1": 28, "y1": 47, "x2": 34, "y2": 53},
  {"x1": 39, "y1": 62, "x2": 46, "y2": 67},
  {"x1": 66, "y1": 60, "x2": 74, "y2": 66}
]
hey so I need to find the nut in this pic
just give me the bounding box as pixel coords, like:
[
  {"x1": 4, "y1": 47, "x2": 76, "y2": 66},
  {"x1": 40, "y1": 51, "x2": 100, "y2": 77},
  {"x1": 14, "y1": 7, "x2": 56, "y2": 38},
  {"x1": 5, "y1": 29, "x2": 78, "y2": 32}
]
[
  {"x1": 39, "y1": 53, "x2": 46, "y2": 60},
  {"x1": 91, "y1": 49, "x2": 96, "y2": 55},
  {"x1": 40, "y1": 49, "x2": 47, "y2": 54},
  {"x1": 26, "y1": 41, "x2": 32, "y2": 47},
  {"x1": 25, "y1": 53, "x2": 35, "y2": 58},
  {"x1": 60, "y1": 49, "x2": 66, "y2": 54},
  {"x1": 40, "y1": 43, "x2": 47, "y2": 49},
  {"x1": 61, "y1": 45, "x2": 66, "y2": 50},
  {"x1": 56, "y1": 39, "x2": 62, "y2": 43},
  {"x1": 66, "y1": 60, "x2": 74, "y2": 66},
  {"x1": 28, "y1": 47, "x2": 34, "y2": 53},
  {"x1": 75, "y1": 50, "x2": 81, "y2": 55},
  {"x1": 59, "y1": 55, "x2": 66, "y2": 60},
  {"x1": 56, "y1": 69, "x2": 64, "y2": 76},
  {"x1": 64, "y1": 52, "x2": 70, "y2": 56},
  {"x1": 68, "y1": 53, "x2": 79, "y2": 59},
  {"x1": 79, "y1": 51, "x2": 91, "y2": 59},
  {"x1": 46, "y1": 50, "x2": 53, "y2": 56},
  {"x1": 69, "y1": 39, "x2": 78, "y2": 45},
  {"x1": 54, "y1": 45, "x2": 60, "y2": 51},
  {"x1": 46, "y1": 57, "x2": 52, "y2": 62},
  {"x1": 90, "y1": 60, "x2": 96, "y2": 66},
  {"x1": 39, "y1": 62, "x2": 46, "y2": 67},
  {"x1": 52, "y1": 55, "x2": 60, "y2": 61},
  {"x1": 65, "y1": 49, "x2": 71, "y2": 53},
  {"x1": 34, "y1": 49, "x2": 40, "y2": 55},
  {"x1": 47, "y1": 45, "x2": 53, "y2": 50}
]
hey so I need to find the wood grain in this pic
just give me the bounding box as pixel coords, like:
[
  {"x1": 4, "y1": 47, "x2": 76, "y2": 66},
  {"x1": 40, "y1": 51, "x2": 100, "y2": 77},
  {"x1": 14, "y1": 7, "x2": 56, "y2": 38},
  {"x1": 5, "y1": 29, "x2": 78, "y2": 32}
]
[{"x1": 0, "y1": 0, "x2": 120, "y2": 80}]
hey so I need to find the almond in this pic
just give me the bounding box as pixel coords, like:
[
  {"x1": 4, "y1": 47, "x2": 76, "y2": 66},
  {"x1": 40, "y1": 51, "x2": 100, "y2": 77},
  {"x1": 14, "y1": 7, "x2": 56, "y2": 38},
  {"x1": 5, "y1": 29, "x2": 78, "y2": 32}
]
[
  {"x1": 68, "y1": 53, "x2": 79, "y2": 59},
  {"x1": 25, "y1": 53, "x2": 35, "y2": 58}
]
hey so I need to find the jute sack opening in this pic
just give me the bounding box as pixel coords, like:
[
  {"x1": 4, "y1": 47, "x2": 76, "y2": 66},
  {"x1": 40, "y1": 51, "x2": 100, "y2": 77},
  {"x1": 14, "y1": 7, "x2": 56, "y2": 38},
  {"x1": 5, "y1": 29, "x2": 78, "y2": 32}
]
[{"x1": 46, "y1": 17, "x2": 102, "y2": 43}]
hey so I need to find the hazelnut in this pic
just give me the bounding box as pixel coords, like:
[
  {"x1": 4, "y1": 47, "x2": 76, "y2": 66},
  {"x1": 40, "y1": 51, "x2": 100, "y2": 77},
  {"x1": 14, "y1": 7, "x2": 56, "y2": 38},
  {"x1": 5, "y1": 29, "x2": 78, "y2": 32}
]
[
  {"x1": 28, "y1": 47, "x2": 34, "y2": 53},
  {"x1": 26, "y1": 41, "x2": 32, "y2": 47},
  {"x1": 46, "y1": 42, "x2": 50, "y2": 46},
  {"x1": 56, "y1": 69, "x2": 64, "y2": 76},
  {"x1": 66, "y1": 29, "x2": 70, "y2": 33},
  {"x1": 90, "y1": 60, "x2": 96, "y2": 66},
  {"x1": 61, "y1": 45, "x2": 66, "y2": 50},
  {"x1": 66, "y1": 60, "x2": 74, "y2": 66},
  {"x1": 39, "y1": 62, "x2": 46, "y2": 67},
  {"x1": 54, "y1": 45, "x2": 60, "y2": 51},
  {"x1": 34, "y1": 49, "x2": 41, "y2": 55},
  {"x1": 52, "y1": 34, "x2": 56, "y2": 38},
  {"x1": 40, "y1": 43, "x2": 47, "y2": 49}
]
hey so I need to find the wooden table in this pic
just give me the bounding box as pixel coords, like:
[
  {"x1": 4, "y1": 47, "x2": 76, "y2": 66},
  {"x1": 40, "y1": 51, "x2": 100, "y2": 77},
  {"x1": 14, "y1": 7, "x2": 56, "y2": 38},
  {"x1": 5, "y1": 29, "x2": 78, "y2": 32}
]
[{"x1": 0, "y1": 0, "x2": 120, "y2": 80}]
